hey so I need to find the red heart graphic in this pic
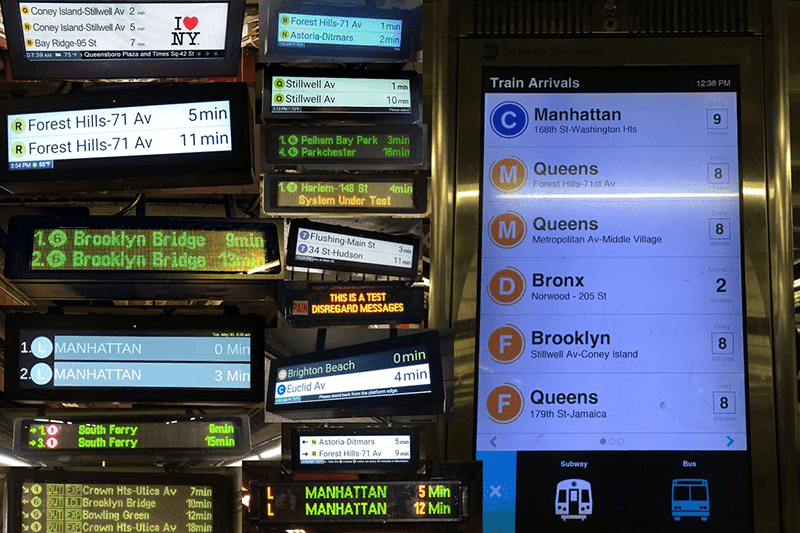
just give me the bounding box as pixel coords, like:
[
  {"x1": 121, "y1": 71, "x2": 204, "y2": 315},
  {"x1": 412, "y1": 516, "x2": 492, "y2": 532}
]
[{"x1": 183, "y1": 16, "x2": 198, "y2": 30}]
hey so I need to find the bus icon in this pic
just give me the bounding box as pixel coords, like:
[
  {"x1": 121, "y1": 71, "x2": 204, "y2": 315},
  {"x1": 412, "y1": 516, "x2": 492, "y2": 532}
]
[
  {"x1": 671, "y1": 479, "x2": 709, "y2": 521},
  {"x1": 555, "y1": 479, "x2": 592, "y2": 521}
]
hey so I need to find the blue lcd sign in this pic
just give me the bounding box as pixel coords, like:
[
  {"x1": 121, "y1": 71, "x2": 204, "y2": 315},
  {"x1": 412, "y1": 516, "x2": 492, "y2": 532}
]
[{"x1": 5, "y1": 313, "x2": 265, "y2": 405}]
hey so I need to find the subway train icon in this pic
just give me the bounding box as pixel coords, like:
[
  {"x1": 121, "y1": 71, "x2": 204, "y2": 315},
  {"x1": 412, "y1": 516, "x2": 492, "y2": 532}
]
[{"x1": 555, "y1": 479, "x2": 592, "y2": 521}]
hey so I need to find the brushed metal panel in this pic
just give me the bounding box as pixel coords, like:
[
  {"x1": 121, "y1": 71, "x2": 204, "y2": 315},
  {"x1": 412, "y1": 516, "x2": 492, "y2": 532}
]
[{"x1": 763, "y1": 0, "x2": 800, "y2": 529}]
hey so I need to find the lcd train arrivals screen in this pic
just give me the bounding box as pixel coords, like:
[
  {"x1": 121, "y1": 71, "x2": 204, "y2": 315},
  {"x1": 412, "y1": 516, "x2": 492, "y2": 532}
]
[
  {"x1": 6, "y1": 314, "x2": 263, "y2": 404},
  {"x1": 298, "y1": 435, "x2": 411, "y2": 466},
  {"x1": 16, "y1": 329, "x2": 251, "y2": 390},
  {"x1": 267, "y1": 331, "x2": 444, "y2": 418},
  {"x1": 277, "y1": 13, "x2": 401, "y2": 50},
  {"x1": 270, "y1": 75, "x2": 411, "y2": 115},
  {"x1": 17, "y1": 416, "x2": 246, "y2": 454},
  {"x1": 273, "y1": 343, "x2": 432, "y2": 406},
  {"x1": 286, "y1": 220, "x2": 419, "y2": 278},
  {"x1": 293, "y1": 427, "x2": 417, "y2": 470},
  {"x1": 8, "y1": 100, "x2": 231, "y2": 172},
  {"x1": 0, "y1": 84, "x2": 251, "y2": 192},
  {"x1": 260, "y1": 0, "x2": 418, "y2": 64},
  {"x1": 476, "y1": 66, "x2": 752, "y2": 531},
  {"x1": 17, "y1": 2, "x2": 229, "y2": 60}
]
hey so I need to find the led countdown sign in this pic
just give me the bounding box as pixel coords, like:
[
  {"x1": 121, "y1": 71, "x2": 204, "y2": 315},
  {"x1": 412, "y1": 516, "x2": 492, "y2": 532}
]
[
  {"x1": 28, "y1": 227, "x2": 267, "y2": 273},
  {"x1": 264, "y1": 174, "x2": 426, "y2": 216},
  {"x1": 246, "y1": 481, "x2": 462, "y2": 523},
  {"x1": 263, "y1": 125, "x2": 427, "y2": 170},
  {"x1": 280, "y1": 282, "x2": 426, "y2": 327},
  {"x1": 14, "y1": 415, "x2": 250, "y2": 460},
  {"x1": 5, "y1": 216, "x2": 283, "y2": 300},
  {"x1": 5, "y1": 470, "x2": 231, "y2": 533}
]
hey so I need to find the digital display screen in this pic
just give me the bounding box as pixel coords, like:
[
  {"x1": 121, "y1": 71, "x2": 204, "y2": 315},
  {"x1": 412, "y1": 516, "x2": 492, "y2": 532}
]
[
  {"x1": 263, "y1": 125, "x2": 427, "y2": 170},
  {"x1": 277, "y1": 12, "x2": 402, "y2": 50},
  {"x1": 270, "y1": 75, "x2": 410, "y2": 114},
  {"x1": 248, "y1": 481, "x2": 462, "y2": 523},
  {"x1": 291, "y1": 427, "x2": 419, "y2": 472},
  {"x1": 8, "y1": 101, "x2": 231, "y2": 171},
  {"x1": 266, "y1": 331, "x2": 444, "y2": 418},
  {"x1": 5, "y1": 314, "x2": 265, "y2": 404},
  {"x1": 259, "y1": 1, "x2": 420, "y2": 63},
  {"x1": 19, "y1": 2, "x2": 228, "y2": 60},
  {"x1": 5, "y1": 216, "x2": 283, "y2": 297},
  {"x1": 1, "y1": 0, "x2": 245, "y2": 78},
  {"x1": 29, "y1": 227, "x2": 268, "y2": 273},
  {"x1": 22, "y1": 483, "x2": 214, "y2": 531},
  {"x1": 242, "y1": 462, "x2": 481, "y2": 531},
  {"x1": 476, "y1": 66, "x2": 752, "y2": 530},
  {"x1": 271, "y1": 177, "x2": 420, "y2": 212},
  {"x1": 292, "y1": 227, "x2": 414, "y2": 270},
  {"x1": 262, "y1": 68, "x2": 421, "y2": 123},
  {"x1": 7, "y1": 470, "x2": 230, "y2": 533},
  {"x1": 15, "y1": 415, "x2": 248, "y2": 457},
  {"x1": 18, "y1": 331, "x2": 251, "y2": 389},
  {"x1": 280, "y1": 281, "x2": 426, "y2": 327},
  {"x1": 299, "y1": 434, "x2": 410, "y2": 464},
  {"x1": 272, "y1": 345, "x2": 432, "y2": 406},
  {"x1": 286, "y1": 220, "x2": 419, "y2": 278},
  {"x1": 0, "y1": 84, "x2": 252, "y2": 193}
]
